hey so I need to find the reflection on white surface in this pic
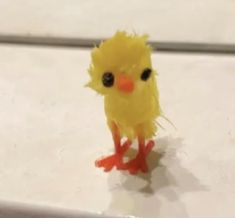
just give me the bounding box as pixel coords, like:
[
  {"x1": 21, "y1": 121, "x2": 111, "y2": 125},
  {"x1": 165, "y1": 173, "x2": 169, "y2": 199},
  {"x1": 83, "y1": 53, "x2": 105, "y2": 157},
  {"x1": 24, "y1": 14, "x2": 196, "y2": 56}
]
[{"x1": 107, "y1": 137, "x2": 207, "y2": 218}]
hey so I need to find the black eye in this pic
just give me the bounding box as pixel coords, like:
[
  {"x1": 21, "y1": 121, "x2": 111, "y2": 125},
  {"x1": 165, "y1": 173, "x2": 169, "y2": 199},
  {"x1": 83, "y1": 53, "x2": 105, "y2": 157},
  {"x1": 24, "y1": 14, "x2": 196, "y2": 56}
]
[
  {"x1": 102, "y1": 72, "x2": 114, "y2": 87},
  {"x1": 141, "y1": 68, "x2": 152, "y2": 81}
]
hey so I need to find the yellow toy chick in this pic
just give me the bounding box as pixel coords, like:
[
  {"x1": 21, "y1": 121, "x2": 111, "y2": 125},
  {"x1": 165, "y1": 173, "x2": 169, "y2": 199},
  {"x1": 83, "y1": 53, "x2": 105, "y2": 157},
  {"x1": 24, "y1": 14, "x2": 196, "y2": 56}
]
[{"x1": 87, "y1": 31, "x2": 161, "y2": 174}]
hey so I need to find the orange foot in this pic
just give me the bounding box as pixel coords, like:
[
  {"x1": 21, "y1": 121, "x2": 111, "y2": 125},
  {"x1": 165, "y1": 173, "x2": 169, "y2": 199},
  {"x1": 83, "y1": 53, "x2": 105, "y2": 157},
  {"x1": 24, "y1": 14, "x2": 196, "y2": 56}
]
[
  {"x1": 125, "y1": 140, "x2": 155, "y2": 174},
  {"x1": 95, "y1": 140, "x2": 132, "y2": 172}
]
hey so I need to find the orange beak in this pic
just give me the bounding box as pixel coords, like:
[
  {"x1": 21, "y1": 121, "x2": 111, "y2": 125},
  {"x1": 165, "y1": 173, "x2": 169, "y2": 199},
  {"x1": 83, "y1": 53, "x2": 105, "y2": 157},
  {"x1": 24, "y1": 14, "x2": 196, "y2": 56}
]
[{"x1": 116, "y1": 74, "x2": 134, "y2": 93}]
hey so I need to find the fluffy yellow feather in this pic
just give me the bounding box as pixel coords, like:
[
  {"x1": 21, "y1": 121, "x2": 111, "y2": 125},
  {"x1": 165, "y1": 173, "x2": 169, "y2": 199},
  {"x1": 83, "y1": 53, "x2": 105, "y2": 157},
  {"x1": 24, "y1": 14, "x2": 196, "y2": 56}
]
[{"x1": 87, "y1": 31, "x2": 161, "y2": 173}]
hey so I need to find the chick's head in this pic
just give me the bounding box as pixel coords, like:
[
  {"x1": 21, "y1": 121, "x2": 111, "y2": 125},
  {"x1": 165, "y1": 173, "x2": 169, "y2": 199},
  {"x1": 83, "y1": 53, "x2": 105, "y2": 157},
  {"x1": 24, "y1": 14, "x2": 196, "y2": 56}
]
[{"x1": 87, "y1": 31, "x2": 155, "y2": 97}]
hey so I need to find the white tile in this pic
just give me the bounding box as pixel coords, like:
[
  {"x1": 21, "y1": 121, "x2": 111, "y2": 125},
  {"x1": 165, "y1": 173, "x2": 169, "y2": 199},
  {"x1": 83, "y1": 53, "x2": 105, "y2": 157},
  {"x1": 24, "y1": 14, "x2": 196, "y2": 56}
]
[
  {"x1": 0, "y1": 0, "x2": 235, "y2": 43},
  {"x1": 0, "y1": 44, "x2": 235, "y2": 218}
]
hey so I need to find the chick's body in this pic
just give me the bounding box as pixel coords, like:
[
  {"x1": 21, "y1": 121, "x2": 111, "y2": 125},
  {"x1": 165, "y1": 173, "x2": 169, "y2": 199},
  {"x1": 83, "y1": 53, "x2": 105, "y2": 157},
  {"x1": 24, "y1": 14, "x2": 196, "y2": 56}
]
[
  {"x1": 105, "y1": 77, "x2": 160, "y2": 139},
  {"x1": 87, "y1": 31, "x2": 161, "y2": 173}
]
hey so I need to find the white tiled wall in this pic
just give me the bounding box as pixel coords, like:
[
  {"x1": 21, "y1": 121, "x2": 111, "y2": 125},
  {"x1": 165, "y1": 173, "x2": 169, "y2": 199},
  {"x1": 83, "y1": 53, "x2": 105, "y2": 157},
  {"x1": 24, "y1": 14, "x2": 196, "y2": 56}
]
[{"x1": 0, "y1": 0, "x2": 235, "y2": 43}]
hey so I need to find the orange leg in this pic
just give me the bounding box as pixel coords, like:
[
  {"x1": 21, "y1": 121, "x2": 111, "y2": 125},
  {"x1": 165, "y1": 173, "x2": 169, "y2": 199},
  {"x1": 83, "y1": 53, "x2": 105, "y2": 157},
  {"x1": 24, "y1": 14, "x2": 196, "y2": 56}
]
[
  {"x1": 124, "y1": 131, "x2": 155, "y2": 174},
  {"x1": 95, "y1": 122, "x2": 131, "y2": 172}
]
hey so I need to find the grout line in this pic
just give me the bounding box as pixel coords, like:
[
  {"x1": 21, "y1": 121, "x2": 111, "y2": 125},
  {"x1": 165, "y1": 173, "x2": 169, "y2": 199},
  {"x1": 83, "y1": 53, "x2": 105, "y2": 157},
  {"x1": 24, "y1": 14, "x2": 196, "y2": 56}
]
[
  {"x1": 0, "y1": 199, "x2": 122, "y2": 218},
  {"x1": 0, "y1": 34, "x2": 235, "y2": 54}
]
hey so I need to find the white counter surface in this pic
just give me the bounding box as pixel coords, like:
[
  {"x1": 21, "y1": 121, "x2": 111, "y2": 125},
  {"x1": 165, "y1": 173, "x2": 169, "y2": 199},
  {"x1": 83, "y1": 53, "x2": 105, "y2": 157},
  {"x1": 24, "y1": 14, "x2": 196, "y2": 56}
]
[{"x1": 0, "y1": 45, "x2": 235, "y2": 218}]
